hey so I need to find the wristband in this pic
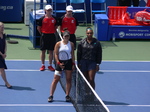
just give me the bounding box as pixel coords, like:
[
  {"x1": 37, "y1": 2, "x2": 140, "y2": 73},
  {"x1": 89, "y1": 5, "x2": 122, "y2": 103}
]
[
  {"x1": 57, "y1": 62, "x2": 60, "y2": 65},
  {"x1": 96, "y1": 64, "x2": 99, "y2": 65},
  {"x1": 72, "y1": 62, "x2": 75, "y2": 65}
]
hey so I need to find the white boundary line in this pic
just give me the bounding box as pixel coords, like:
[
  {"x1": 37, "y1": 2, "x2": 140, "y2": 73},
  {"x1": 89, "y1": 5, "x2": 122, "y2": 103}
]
[
  {"x1": 5, "y1": 60, "x2": 150, "y2": 62},
  {"x1": 0, "y1": 104, "x2": 73, "y2": 106},
  {"x1": 102, "y1": 60, "x2": 150, "y2": 62},
  {"x1": 107, "y1": 105, "x2": 150, "y2": 107},
  {"x1": 6, "y1": 69, "x2": 40, "y2": 71},
  {"x1": 5, "y1": 60, "x2": 150, "y2": 72},
  {"x1": 5, "y1": 69, "x2": 150, "y2": 73},
  {"x1": 99, "y1": 70, "x2": 150, "y2": 73},
  {"x1": 0, "y1": 104, "x2": 150, "y2": 107},
  {"x1": 6, "y1": 60, "x2": 41, "y2": 61}
]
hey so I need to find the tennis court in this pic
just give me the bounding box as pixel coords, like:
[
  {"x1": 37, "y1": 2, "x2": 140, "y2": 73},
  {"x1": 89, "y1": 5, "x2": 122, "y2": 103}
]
[{"x1": 1, "y1": 60, "x2": 150, "y2": 112}]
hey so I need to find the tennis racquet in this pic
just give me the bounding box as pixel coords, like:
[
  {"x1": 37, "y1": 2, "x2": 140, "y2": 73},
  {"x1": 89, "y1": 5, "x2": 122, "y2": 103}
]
[
  {"x1": 58, "y1": 51, "x2": 69, "y2": 60},
  {"x1": 58, "y1": 51, "x2": 69, "y2": 77}
]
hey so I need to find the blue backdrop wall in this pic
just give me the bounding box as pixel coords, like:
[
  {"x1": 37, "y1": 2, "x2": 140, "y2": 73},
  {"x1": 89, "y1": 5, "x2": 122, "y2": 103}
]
[{"x1": 0, "y1": 0, "x2": 147, "y2": 22}]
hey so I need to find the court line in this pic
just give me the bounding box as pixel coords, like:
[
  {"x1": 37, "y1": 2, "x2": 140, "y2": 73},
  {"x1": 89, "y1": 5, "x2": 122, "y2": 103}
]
[
  {"x1": 5, "y1": 60, "x2": 150, "y2": 62},
  {"x1": 107, "y1": 105, "x2": 150, "y2": 107},
  {"x1": 100, "y1": 70, "x2": 150, "y2": 73},
  {"x1": 5, "y1": 69, "x2": 150, "y2": 73},
  {"x1": 0, "y1": 104, "x2": 150, "y2": 107},
  {"x1": 6, "y1": 69, "x2": 40, "y2": 71},
  {"x1": 102, "y1": 61, "x2": 150, "y2": 62},
  {"x1": 0, "y1": 104, "x2": 73, "y2": 106}
]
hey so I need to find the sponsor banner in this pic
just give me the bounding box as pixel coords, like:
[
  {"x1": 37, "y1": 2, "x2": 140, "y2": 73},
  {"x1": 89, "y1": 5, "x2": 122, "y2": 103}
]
[
  {"x1": 113, "y1": 27, "x2": 150, "y2": 39},
  {"x1": 126, "y1": 7, "x2": 150, "y2": 19},
  {"x1": 0, "y1": 0, "x2": 22, "y2": 22}
]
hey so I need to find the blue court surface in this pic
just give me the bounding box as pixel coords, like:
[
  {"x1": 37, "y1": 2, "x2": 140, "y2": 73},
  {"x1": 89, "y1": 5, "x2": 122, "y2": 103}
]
[{"x1": 0, "y1": 60, "x2": 150, "y2": 112}]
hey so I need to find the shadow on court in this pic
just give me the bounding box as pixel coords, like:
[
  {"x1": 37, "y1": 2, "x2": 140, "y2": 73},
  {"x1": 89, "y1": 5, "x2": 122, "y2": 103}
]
[
  {"x1": 104, "y1": 101, "x2": 129, "y2": 105},
  {"x1": 0, "y1": 85, "x2": 35, "y2": 91}
]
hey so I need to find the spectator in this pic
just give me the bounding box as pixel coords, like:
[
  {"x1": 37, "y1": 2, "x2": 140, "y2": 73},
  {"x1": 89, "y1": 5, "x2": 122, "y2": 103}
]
[{"x1": 0, "y1": 22, "x2": 12, "y2": 89}]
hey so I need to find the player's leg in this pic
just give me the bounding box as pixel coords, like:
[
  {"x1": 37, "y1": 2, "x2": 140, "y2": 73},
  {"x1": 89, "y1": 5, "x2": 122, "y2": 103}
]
[
  {"x1": 48, "y1": 64, "x2": 62, "y2": 102},
  {"x1": 65, "y1": 70, "x2": 72, "y2": 102},
  {"x1": 87, "y1": 60, "x2": 97, "y2": 89},
  {"x1": 82, "y1": 71, "x2": 89, "y2": 81},
  {"x1": 48, "y1": 50, "x2": 53, "y2": 64},
  {"x1": 50, "y1": 75, "x2": 60, "y2": 96},
  {"x1": 47, "y1": 34, "x2": 56, "y2": 71},
  {"x1": 40, "y1": 50, "x2": 46, "y2": 71},
  {"x1": 48, "y1": 50, "x2": 55, "y2": 71},
  {"x1": 88, "y1": 69, "x2": 96, "y2": 89},
  {"x1": 65, "y1": 70, "x2": 72, "y2": 96},
  {"x1": 48, "y1": 71, "x2": 61, "y2": 102},
  {"x1": 0, "y1": 68, "x2": 12, "y2": 88},
  {"x1": 79, "y1": 59, "x2": 88, "y2": 79},
  {"x1": 40, "y1": 34, "x2": 47, "y2": 71},
  {"x1": 64, "y1": 59, "x2": 73, "y2": 102},
  {"x1": 41, "y1": 50, "x2": 46, "y2": 64}
]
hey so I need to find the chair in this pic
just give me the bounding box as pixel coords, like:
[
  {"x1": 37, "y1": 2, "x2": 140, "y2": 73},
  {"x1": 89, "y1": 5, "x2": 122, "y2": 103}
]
[
  {"x1": 52, "y1": 0, "x2": 67, "y2": 16},
  {"x1": 90, "y1": 0, "x2": 106, "y2": 25},
  {"x1": 70, "y1": 0, "x2": 87, "y2": 25}
]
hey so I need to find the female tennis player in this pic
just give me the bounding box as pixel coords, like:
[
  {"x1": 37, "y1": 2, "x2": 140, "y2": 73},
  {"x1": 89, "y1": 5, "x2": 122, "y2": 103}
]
[
  {"x1": 77, "y1": 27, "x2": 102, "y2": 89},
  {"x1": 0, "y1": 22, "x2": 12, "y2": 89},
  {"x1": 48, "y1": 30, "x2": 75, "y2": 102}
]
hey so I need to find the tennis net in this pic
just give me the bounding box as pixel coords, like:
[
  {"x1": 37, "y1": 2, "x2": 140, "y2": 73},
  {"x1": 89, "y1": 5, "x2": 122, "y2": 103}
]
[{"x1": 59, "y1": 65, "x2": 110, "y2": 112}]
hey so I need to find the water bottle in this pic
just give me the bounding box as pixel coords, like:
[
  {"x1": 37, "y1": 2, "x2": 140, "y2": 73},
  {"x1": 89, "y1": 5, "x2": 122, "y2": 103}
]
[{"x1": 112, "y1": 33, "x2": 116, "y2": 42}]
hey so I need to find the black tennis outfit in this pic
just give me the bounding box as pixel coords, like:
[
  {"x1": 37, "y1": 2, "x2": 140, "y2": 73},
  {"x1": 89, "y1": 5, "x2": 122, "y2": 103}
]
[
  {"x1": 55, "y1": 41, "x2": 73, "y2": 71},
  {"x1": 0, "y1": 34, "x2": 7, "y2": 69},
  {"x1": 77, "y1": 38, "x2": 102, "y2": 70}
]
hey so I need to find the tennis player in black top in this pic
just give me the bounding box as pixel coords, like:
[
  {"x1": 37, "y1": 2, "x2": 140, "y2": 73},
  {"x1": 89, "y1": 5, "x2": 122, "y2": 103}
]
[
  {"x1": 0, "y1": 22, "x2": 12, "y2": 89},
  {"x1": 77, "y1": 27, "x2": 102, "y2": 89}
]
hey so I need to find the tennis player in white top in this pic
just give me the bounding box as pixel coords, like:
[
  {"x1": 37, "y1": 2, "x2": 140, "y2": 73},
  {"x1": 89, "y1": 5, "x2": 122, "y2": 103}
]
[{"x1": 48, "y1": 30, "x2": 75, "y2": 102}]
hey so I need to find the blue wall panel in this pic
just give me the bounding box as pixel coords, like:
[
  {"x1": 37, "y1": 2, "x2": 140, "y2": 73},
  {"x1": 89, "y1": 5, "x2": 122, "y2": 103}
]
[
  {"x1": 0, "y1": 0, "x2": 23, "y2": 22},
  {"x1": 0, "y1": 0, "x2": 146, "y2": 22}
]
